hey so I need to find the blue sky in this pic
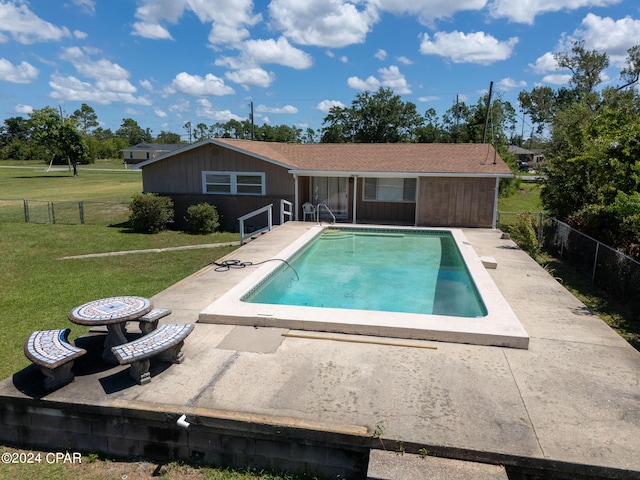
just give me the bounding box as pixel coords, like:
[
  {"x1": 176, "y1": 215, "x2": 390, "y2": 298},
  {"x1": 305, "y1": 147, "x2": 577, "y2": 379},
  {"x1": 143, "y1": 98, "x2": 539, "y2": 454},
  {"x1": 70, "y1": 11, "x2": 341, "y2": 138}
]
[{"x1": 1, "y1": 0, "x2": 638, "y2": 141}]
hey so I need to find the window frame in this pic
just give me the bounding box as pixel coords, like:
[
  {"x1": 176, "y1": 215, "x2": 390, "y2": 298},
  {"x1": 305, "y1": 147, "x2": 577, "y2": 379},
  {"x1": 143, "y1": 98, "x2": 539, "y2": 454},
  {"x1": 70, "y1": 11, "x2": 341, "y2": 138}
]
[
  {"x1": 202, "y1": 171, "x2": 266, "y2": 196},
  {"x1": 362, "y1": 177, "x2": 417, "y2": 203}
]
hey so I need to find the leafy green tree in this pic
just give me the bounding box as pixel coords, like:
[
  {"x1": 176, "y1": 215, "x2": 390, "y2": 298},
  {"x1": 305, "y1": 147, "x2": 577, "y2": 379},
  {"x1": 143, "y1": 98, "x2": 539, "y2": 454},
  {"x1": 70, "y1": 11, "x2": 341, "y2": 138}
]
[
  {"x1": 116, "y1": 118, "x2": 152, "y2": 146},
  {"x1": 28, "y1": 106, "x2": 88, "y2": 164},
  {"x1": 0, "y1": 116, "x2": 32, "y2": 160},
  {"x1": 155, "y1": 130, "x2": 182, "y2": 144},
  {"x1": 71, "y1": 103, "x2": 98, "y2": 134},
  {"x1": 414, "y1": 108, "x2": 446, "y2": 143},
  {"x1": 555, "y1": 41, "x2": 609, "y2": 107},
  {"x1": 321, "y1": 88, "x2": 425, "y2": 143},
  {"x1": 619, "y1": 45, "x2": 640, "y2": 90}
]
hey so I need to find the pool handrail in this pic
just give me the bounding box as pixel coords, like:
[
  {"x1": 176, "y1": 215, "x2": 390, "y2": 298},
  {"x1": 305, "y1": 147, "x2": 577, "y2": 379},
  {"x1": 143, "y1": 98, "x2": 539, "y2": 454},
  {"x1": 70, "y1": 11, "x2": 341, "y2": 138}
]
[{"x1": 316, "y1": 203, "x2": 336, "y2": 224}]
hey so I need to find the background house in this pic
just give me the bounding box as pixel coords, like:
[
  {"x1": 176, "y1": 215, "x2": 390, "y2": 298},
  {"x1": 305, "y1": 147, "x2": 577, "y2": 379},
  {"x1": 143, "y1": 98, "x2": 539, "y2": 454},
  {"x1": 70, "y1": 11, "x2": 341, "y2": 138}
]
[
  {"x1": 134, "y1": 139, "x2": 513, "y2": 231},
  {"x1": 507, "y1": 145, "x2": 544, "y2": 167},
  {"x1": 121, "y1": 143, "x2": 185, "y2": 165}
]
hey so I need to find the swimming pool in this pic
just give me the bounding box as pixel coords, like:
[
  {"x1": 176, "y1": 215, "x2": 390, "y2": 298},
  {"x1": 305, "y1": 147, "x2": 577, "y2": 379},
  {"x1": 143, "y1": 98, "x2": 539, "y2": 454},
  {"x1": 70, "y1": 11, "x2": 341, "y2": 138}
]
[
  {"x1": 200, "y1": 224, "x2": 529, "y2": 349},
  {"x1": 242, "y1": 228, "x2": 487, "y2": 318}
]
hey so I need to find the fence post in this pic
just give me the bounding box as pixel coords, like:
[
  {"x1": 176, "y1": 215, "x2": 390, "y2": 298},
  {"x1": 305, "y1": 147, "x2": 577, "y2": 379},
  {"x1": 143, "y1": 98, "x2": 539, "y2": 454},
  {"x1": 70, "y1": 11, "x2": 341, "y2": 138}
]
[
  {"x1": 50, "y1": 201, "x2": 56, "y2": 224},
  {"x1": 23, "y1": 199, "x2": 29, "y2": 223},
  {"x1": 538, "y1": 212, "x2": 543, "y2": 243},
  {"x1": 79, "y1": 201, "x2": 85, "y2": 224},
  {"x1": 592, "y1": 242, "x2": 599, "y2": 284}
]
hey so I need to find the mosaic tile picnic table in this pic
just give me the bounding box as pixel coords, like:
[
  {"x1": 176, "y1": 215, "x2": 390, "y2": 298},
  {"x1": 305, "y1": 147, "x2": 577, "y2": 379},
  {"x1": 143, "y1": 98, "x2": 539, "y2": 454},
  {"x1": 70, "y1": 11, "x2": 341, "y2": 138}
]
[{"x1": 68, "y1": 296, "x2": 153, "y2": 363}]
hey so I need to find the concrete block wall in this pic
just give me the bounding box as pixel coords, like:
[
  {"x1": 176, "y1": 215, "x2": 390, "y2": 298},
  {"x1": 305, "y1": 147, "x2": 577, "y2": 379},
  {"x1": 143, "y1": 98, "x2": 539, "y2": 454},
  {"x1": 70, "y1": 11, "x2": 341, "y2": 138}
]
[{"x1": 0, "y1": 398, "x2": 370, "y2": 479}]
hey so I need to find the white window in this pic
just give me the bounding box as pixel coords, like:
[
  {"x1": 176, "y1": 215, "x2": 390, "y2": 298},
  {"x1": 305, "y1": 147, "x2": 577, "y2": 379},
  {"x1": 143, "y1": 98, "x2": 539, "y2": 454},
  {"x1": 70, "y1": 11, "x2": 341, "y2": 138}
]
[
  {"x1": 363, "y1": 178, "x2": 416, "y2": 202},
  {"x1": 203, "y1": 171, "x2": 265, "y2": 195}
]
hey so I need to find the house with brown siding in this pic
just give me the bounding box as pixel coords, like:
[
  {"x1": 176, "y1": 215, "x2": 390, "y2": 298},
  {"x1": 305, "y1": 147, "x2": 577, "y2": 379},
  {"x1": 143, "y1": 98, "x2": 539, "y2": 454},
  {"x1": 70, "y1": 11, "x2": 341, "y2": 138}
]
[{"x1": 134, "y1": 138, "x2": 513, "y2": 231}]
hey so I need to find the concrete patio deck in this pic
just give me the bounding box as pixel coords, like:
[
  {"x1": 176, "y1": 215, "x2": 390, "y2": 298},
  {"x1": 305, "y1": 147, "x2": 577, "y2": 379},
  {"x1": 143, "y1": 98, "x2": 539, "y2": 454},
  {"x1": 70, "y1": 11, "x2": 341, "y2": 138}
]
[{"x1": 1, "y1": 222, "x2": 639, "y2": 479}]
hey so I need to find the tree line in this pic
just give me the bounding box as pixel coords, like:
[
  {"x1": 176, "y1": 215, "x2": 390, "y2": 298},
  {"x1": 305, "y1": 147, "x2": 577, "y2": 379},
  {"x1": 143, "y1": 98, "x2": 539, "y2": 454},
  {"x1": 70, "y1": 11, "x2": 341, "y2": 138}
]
[
  {"x1": 519, "y1": 42, "x2": 640, "y2": 258},
  {"x1": 1, "y1": 87, "x2": 524, "y2": 166}
]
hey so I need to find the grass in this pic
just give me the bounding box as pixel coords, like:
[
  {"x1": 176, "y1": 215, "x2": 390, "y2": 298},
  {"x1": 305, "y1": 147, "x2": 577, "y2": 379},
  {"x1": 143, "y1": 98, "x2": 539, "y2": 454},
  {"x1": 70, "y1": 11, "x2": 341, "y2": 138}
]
[
  {"x1": 0, "y1": 222, "x2": 237, "y2": 378},
  {"x1": 0, "y1": 160, "x2": 311, "y2": 479},
  {"x1": 0, "y1": 159, "x2": 142, "y2": 202},
  {"x1": 498, "y1": 180, "x2": 544, "y2": 213}
]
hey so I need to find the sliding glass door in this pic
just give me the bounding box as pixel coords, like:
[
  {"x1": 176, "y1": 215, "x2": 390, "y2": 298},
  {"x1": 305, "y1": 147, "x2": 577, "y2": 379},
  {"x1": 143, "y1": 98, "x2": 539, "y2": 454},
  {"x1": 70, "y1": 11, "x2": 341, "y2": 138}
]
[{"x1": 311, "y1": 177, "x2": 348, "y2": 219}]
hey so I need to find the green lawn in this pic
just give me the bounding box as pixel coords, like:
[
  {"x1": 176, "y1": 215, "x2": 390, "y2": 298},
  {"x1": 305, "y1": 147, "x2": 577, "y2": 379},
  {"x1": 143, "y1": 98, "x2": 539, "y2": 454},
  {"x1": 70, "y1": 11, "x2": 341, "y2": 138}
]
[
  {"x1": 0, "y1": 162, "x2": 309, "y2": 479},
  {"x1": 498, "y1": 181, "x2": 544, "y2": 213},
  {"x1": 0, "y1": 160, "x2": 142, "y2": 202}
]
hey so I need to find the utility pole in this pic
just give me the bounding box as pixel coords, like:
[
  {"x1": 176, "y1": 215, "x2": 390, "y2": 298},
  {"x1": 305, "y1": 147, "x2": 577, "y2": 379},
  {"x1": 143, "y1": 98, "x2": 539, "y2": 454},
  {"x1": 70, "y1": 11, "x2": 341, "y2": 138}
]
[
  {"x1": 455, "y1": 94, "x2": 460, "y2": 143},
  {"x1": 482, "y1": 81, "x2": 493, "y2": 144},
  {"x1": 249, "y1": 101, "x2": 255, "y2": 140}
]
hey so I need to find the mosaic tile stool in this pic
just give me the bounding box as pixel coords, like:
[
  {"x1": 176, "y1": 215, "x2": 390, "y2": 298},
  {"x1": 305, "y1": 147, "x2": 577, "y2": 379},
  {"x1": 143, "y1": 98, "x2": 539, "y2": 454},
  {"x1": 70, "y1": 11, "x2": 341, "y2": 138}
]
[
  {"x1": 24, "y1": 329, "x2": 87, "y2": 391},
  {"x1": 136, "y1": 307, "x2": 172, "y2": 334},
  {"x1": 111, "y1": 323, "x2": 194, "y2": 385}
]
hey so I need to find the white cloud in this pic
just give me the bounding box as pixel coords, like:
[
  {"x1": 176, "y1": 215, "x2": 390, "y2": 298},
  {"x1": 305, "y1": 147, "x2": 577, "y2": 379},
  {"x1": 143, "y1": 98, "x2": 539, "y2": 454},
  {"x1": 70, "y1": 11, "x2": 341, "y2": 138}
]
[
  {"x1": 0, "y1": 58, "x2": 38, "y2": 83},
  {"x1": 340, "y1": 56, "x2": 349, "y2": 63},
  {"x1": 541, "y1": 73, "x2": 573, "y2": 85},
  {"x1": 168, "y1": 72, "x2": 235, "y2": 97},
  {"x1": 348, "y1": 65, "x2": 411, "y2": 94},
  {"x1": 131, "y1": 0, "x2": 260, "y2": 46},
  {"x1": 316, "y1": 99, "x2": 346, "y2": 113},
  {"x1": 497, "y1": 77, "x2": 527, "y2": 91},
  {"x1": 371, "y1": 0, "x2": 487, "y2": 26},
  {"x1": 169, "y1": 98, "x2": 190, "y2": 113},
  {"x1": 268, "y1": 0, "x2": 379, "y2": 48},
  {"x1": 216, "y1": 36, "x2": 310, "y2": 90},
  {"x1": 140, "y1": 79, "x2": 155, "y2": 91},
  {"x1": 49, "y1": 74, "x2": 152, "y2": 105},
  {"x1": 132, "y1": 22, "x2": 173, "y2": 40},
  {"x1": 243, "y1": 37, "x2": 313, "y2": 69},
  {"x1": 419, "y1": 31, "x2": 518, "y2": 65},
  {"x1": 224, "y1": 67, "x2": 275, "y2": 89},
  {"x1": 196, "y1": 99, "x2": 243, "y2": 121},
  {"x1": 418, "y1": 96, "x2": 439, "y2": 102},
  {"x1": 255, "y1": 104, "x2": 298, "y2": 114},
  {"x1": 15, "y1": 104, "x2": 33, "y2": 114},
  {"x1": 529, "y1": 52, "x2": 557, "y2": 74},
  {"x1": 488, "y1": 0, "x2": 621, "y2": 25},
  {"x1": 576, "y1": 13, "x2": 640, "y2": 65},
  {"x1": 61, "y1": 47, "x2": 131, "y2": 82},
  {"x1": 154, "y1": 108, "x2": 168, "y2": 117},
  {"x1": 73, "y1": 30, "x2": 88, "y2": 39},
  {"x1": 71, "y1": 0, "x2": 96, "y2": 15},
  {"x1": 375, "y1": 49, "x2": 387, "y2": 60},
  {"x1": 0, "y1": 2, "x2": 71, "y2": 44},
  {"x1": 396, "y1": 56, "x2": 413, "y2": 65}
]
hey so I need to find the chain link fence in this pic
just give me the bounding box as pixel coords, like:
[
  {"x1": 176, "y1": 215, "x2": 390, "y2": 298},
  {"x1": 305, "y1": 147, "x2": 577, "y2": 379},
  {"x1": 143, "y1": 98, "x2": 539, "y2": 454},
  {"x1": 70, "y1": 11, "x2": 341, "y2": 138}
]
[
  {"x1": 0, "y1": 199, "x2": 130, "y2": 225},
  {"x1": 498, "y1": 211, "x2": 640, "y2": 316}
]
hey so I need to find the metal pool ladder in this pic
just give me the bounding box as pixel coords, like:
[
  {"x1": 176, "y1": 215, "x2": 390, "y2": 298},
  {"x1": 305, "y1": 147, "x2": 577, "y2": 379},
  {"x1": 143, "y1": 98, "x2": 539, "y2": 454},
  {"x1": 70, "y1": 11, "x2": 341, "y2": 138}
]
[{"x1": 316, "y1": 203, "x2": 336, "y2": 224}]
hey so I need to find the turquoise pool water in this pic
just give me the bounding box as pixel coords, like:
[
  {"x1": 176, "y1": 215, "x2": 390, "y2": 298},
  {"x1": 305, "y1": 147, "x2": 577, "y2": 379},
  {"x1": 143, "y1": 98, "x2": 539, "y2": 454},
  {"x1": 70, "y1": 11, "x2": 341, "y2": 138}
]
[{"x1": 242, "y1": 228, "x2": 487, "y2": 318}]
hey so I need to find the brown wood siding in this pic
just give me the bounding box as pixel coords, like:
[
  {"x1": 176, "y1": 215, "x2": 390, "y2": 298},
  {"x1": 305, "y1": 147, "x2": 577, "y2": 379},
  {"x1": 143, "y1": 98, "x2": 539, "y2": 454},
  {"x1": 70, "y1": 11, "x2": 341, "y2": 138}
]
[
  {"x1": 416, "y1": 177, "x2": 496, "y2": 228},
  {"x1": 142, "y1": 144, "x2": 294, "y2": 197},
  {"x1": 354, "y1": 178, "x2": 415, "y2": 224},
  {"x1": 141, "y1": 144, "x2": 296, "y2": 231}
]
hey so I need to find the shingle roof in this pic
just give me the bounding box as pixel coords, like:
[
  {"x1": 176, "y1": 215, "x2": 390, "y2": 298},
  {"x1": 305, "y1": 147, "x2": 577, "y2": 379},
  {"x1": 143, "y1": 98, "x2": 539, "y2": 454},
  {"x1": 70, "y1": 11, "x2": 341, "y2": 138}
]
[
  {"x1": 136, "y1": 138, "x2": 513, "y2": 176},
  {"x1": 121, "y1": 143, "x2": 185, "y2": 152},
  {"x1": 214, "y1": 138, "x2": 512, "y2": 176}
]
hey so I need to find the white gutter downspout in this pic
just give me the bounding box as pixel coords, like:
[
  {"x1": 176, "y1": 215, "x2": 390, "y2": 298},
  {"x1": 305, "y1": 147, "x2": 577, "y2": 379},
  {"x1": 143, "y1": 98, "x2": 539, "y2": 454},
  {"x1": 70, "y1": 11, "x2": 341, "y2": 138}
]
[
  {"x1": 414, "y1": 176, "x2": 420, "y2": 226},
  {"x1": 352, "y1": 175, "x2": 358, "y2": 224},
  {"x1": 492, "y1": 177, "x2": 500, "y2": 229},
  {"x1": 293, "y1": 173, "x2": 299, "y2": 221}
]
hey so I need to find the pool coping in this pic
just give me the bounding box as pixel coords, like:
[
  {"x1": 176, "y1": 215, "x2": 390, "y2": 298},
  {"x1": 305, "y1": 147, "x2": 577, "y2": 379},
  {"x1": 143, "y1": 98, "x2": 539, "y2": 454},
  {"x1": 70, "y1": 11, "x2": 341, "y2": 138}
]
[{"x1": 200, "y1": 225, "x2": 529, "y2": 349}]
